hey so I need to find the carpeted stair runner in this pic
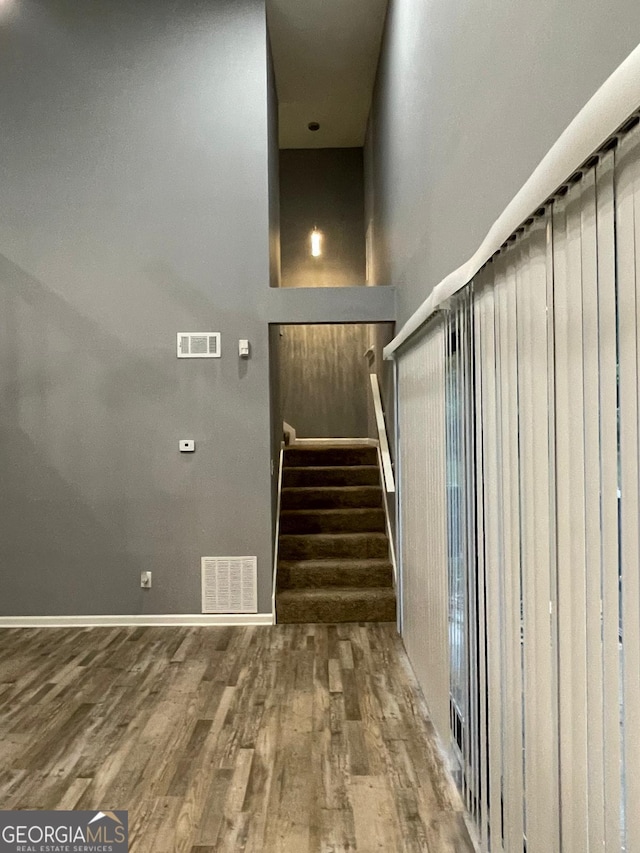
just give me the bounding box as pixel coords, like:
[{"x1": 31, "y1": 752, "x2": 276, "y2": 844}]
[{"x1": 276, "y1": 444, "x2": 396, "y2": 624}]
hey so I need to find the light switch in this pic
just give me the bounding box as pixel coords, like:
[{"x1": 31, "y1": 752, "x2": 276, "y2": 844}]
[
  {"x1": 179, "y1": 440, "x2": 195, "y2": 452},
  {"x1": 239, "y1": 339, "x2": 250, "y2": 358}
]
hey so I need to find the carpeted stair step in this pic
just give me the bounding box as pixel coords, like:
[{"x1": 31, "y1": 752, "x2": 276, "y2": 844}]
[
  {"x1": 283, "y1": 465, "x2": 380, "y2": 488},
  {"x1": 279, "y1": 508, "x2": 385, "y2": 534},
  {"x1": 275, "y1": 441, "x2": 396, "y2": 625},
  {"x1": 276, "y1": 587, "x2": 397, "y2": 624},
  {"x1": 277, "y1": 558, "x2": 393, "y2": 590},
  {"x1": 278, "y1": 532, "x2": 389, "y2": 560},
  {"x1": 284, "y1": 446, "x2": 378, "y2": 467},
  {"x1": 281, "y1": 485, "x2": 383, "y2": 510}
]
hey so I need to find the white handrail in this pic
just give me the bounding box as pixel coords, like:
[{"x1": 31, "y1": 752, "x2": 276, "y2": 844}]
[
  {"x1": 270, "y1": 443, "x2": 285, "y2": 623},
  {"x1": 370, "y1": 373, "x2": 395, "y2": 494},
  {"x1": 367, "y1": 373, "x2": 398, "y2": 587},
  {"x1": 385, "y1": 41, "x2": 640, "y2": 357}
]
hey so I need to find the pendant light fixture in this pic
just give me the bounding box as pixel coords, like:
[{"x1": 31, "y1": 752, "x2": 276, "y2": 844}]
[{"x1": 310, "y1": 226, "x2": 322, "y2": 258}]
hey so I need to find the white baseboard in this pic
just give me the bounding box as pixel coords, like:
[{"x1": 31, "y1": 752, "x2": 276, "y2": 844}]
[
  {"x1": 0, "y1": 613, "x2": 275, "y2": 628},
  {"x1": 291, "y1": 437, "x2": 378, "y2": 446}
]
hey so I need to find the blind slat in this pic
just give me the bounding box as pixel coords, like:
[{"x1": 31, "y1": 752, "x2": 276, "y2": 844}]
[
  {"x1": 616, "y1": 128, "x2": 640, "y2": 853},
  {"x1": 596, "y1": 150, "x2": 623, "y2": 853}
]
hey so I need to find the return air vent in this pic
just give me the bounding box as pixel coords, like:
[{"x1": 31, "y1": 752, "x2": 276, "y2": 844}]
[
  {"x1": 201, "y1": 556, "x2": 257, "y2": 613},
  {"x1": 177, "y1": 332, "x2": 221, "y2": 358}
]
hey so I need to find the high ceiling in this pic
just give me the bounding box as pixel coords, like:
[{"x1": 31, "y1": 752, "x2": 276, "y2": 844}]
[{"x1": 267, "y1": 0, "x2": 388, "y2": 149}]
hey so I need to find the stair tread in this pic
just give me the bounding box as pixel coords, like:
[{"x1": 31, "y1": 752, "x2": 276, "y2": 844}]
[
  {"x1": 282, "y1": 485, "x2": 381, "y2": 492},
  {"x1": 284, "y1": 446, "x2": 378, "y2": 467},
  {"x1": 286, "y1": 442, "x2": 373, "y2": 448},
  {"x1": 284, "y1": 465, "x2": 379, "y2": 471},
  {"x1": 278, "y1": 558, "x2": 392, "y2": 568},
  {"x1": 278, "y1": 587, "x2": 396, "y2": 601},
  {"x1": 283, "y1": 467, "x2": 380, "y2": 487},
  {"x1": 277, "y1": 555, "x2": 393, "y2": 590},
  {"x1": 280, "y1": 531, "x2": 387, "y2": 538},
  {"x1": 281, "y1": 486, "x2": 383, "y2": 510},
  {"x1": 285, "y1": 443, "x2": 373, "y2": 450},
  {"x1": 281, "y1": 508, "x2": 384, "y2": 516}
]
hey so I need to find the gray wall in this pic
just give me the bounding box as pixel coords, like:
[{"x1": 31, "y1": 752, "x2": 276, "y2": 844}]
[
  {"x1": 279, "y1": 148, "x2": 366, "y2": 287},
  {"x1": 265, "y1": 284, "x2": 395, "y2": 324},
  {"x1": 279, "y1": 325, "x2": 369, "y2": 438},
  {"x1": 0, "y1": 0, "x2": 274, "y2": 615},
  {"x1": 367, "y1": 0, "x2": 640, "y2": 325}
]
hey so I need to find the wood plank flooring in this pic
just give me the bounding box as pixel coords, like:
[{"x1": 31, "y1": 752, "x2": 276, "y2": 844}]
[{"x1": 0, "y1": 623, "x2": 474, "y2": 852}]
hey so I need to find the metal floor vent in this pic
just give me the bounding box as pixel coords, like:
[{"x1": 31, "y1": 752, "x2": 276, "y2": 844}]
[{"x1": 201, "y1": 556, "x2": 257, "y2": 613}]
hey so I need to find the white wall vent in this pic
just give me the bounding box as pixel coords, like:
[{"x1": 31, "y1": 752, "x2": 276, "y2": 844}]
[
  {"x1": 177, "y1": 332, "x2": 221, "y2": 358},
  {"x1": 201, "y1": 556, "x2": 257, "y2": 613}
]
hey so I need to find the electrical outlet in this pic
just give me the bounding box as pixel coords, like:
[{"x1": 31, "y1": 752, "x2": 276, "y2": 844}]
[{"x1": 141, "y1": 571, "x2": 152, "y2": 589}]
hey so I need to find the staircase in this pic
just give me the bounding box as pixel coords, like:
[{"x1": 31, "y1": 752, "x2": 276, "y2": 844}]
[{"x1": 276, "y1": 443, "x2": 397, "y2": 623}]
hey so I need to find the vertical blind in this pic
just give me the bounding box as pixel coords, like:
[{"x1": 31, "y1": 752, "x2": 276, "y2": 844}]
[
  {"x1": 397, "y1": 322, "x2": 449, "y2": 742},
  {"x1": 396, "y1": 120, "x2": 640, "y2": 852}
]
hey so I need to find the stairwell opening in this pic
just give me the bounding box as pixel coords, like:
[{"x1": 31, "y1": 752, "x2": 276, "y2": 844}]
[{"x1": 269, "y1": 321, "x2": 396, "y2": 624}]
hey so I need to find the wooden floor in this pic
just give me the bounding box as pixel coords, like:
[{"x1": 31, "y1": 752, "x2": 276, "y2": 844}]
[{"x1": 0, "y1": 623, "x2": 474, "y2": 852}]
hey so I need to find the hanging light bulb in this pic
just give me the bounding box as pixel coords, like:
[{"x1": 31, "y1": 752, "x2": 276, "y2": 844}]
[{"x1": 310, "y1": 227, "x2": 322, "y2": 258}]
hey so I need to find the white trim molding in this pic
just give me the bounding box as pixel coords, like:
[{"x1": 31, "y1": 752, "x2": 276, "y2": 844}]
[{"x1": 0, "y1": 613, "x2": 275, "y2": 628}]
